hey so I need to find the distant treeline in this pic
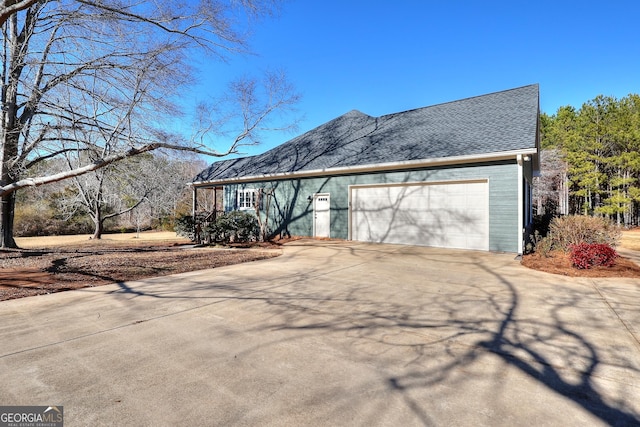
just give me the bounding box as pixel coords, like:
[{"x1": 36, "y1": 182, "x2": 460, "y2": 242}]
[{"x1": 537, "y1": 93, "x2": 640, "y2": 226}]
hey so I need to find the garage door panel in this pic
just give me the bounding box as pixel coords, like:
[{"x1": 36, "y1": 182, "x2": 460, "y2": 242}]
[
  {"x1": 467, "y1": 194, "x2": 487, "y2": 206},
  {"x1": 351, "y1": 181, "x2": 489, "y2": 250}
]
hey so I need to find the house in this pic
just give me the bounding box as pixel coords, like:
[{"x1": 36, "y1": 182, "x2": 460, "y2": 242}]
[{"x1": 192, "y1": 84, "x2": 540, "y2": 254}]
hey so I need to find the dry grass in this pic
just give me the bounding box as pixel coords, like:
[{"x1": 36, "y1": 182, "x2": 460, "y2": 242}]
[
  {"x1": 620, "y1": 229, "x2": 640, "y2": 251},
  {"x1": 15, "y1": 231, "x2": 189, "y2": 249}
]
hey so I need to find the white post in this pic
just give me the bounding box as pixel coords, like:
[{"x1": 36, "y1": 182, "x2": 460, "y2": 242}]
[
  {"x1": 517, "y1": 155, "x2": 524, "y2": 255},
  {"x1": 192, "y1": 185, "x2": 197, "y2": 219}
]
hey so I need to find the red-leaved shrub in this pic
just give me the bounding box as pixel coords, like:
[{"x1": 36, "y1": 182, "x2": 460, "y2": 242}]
[{"x1": 569, "y1": 243, "x2": 618, "y2": 269}]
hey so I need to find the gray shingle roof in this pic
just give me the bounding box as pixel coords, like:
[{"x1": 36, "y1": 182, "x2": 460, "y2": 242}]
[{"x1": 194, "y1": 84, "x2": 539, "y2": 183}]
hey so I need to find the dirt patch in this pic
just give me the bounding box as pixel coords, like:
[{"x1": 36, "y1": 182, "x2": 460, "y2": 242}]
[
  {"x1": 522, "y1": 250, "x2": 640, "y2": 278},
  {"x1": 0, "y1": 241, "x2": 282, "y2": 301}
]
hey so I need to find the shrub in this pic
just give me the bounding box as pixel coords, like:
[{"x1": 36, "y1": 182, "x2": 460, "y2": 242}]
[
  {"x1": 569, "y1": 243, "x2": 618, "y2": 269},
  {"x1": 174, "y1": 214, "x2": 198, "y2": 240},
  {"x1": 532, "y1": 213, "x2": 554, "y2": 238},
  {"x1": 531, "y1": 232, "x2": 554, "y2": 257},
  {"x1": 550, "y1": 215, "x2": 620, "y2": 250},
  {"x1": 533, "y1": 215, "x2": 621, "y2": 256},
  {"x1": 207, "y1": 211, "x2": 259, "y2": 244},
  {"x1": 175, "y1": 211, "x2": 259, "y2": 244}
]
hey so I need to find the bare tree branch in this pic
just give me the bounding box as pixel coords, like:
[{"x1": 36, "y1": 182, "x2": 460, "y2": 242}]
[
  {"x1": 0, "y1": 0, "x2": 299, "y2": 248},
  {"x1": 193, "y1": 69, "x2": 301, "y2": 154},
  {"x1": 0, "y1": 0, "x2": 38, "y2": 27},
  {"x1": 0, "y1": 137, "x2": 263, "y2": 196}
]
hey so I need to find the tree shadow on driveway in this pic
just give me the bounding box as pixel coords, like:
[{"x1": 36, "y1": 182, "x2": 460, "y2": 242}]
[
  {"x1": 100, "y1": 241, "x2": 640, "y2": 425},
  {"x1": 237, "y1": 244, "x2": 640, "y2": 426}
]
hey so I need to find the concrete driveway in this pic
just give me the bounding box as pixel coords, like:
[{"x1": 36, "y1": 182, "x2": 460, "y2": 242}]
[{"x1": 1, "y1": 240, "x2": 640, "y2": 426}]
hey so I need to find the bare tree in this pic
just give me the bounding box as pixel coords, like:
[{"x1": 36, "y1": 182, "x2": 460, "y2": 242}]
[
  {"x1": 136, "y1": 155, "x2": 207, "y2": 230},
  {"x1": 533, "y1": 148, "x2": 569, "y2": 216},
  {"x1": 0, "y1": 0, "x2": 298, "y2": 248},
  {"x1": 61, "y1": 154, "x2": 156, "y2": 239},
  {"x1": 92, "y1": 153, "x2": 203, "y2": 237}
]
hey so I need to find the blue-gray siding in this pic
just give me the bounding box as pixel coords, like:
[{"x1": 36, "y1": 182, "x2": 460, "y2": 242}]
[{"x1": 223, "y1": 160, "x2": 520, "y2": 252}]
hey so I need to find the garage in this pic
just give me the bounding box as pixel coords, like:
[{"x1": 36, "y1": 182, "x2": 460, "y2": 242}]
[
  {"x1": 350, "y1": 180, "x2": 489, "y2": 250},
  {"x1": 194, "y1": 85, "x2": 538, "y2": 254}
]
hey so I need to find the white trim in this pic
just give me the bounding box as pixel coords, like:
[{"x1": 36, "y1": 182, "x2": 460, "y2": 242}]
[
  {"x1": 348, "y1": 178, "x2": 489, "y2": 191},
  {"x1": 192, "y1": 149, "x2": 537, "y2": 187},
  {"x1": 236, "y1": 188, "x2": 257, "y2": 210},
  {"x1": 517, "y1": 154, "x2": 524, "y2": 255}
]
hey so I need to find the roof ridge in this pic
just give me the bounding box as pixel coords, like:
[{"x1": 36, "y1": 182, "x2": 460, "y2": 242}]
[
  {"x1": 338, "y1": 109, "x2": 372, "y2": 119},
  {"x1": 379, "y1": 83, "x2": 539, "y2": 118}
]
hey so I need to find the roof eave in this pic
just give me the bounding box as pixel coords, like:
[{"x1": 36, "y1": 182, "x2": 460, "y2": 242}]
[{"x1": 192, "y1": 148, "x2": 538, "y2": 187}]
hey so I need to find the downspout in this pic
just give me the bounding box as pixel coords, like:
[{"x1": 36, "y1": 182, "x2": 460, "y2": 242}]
[{"x1": 517, "y1": 154, "x2": 524, "y2": 256}]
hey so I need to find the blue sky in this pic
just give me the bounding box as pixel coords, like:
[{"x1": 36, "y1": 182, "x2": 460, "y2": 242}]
[{"x1": 187, "y1": 0, "x2": 640, "y2": 156}]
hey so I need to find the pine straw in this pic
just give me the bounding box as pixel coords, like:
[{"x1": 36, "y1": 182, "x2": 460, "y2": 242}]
[{"x1": 521, "y1": 250, "x2": 640, "y2": 278}]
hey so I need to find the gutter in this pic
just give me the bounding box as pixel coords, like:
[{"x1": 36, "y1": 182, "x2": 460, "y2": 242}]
[{"x1": 191, "y1": 148, "x2": 538, "y2": 187}]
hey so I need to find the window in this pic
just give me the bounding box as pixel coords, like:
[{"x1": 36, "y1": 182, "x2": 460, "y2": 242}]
[{"x1": 237, "y1": 189, "x2": 256, "y2": 210}]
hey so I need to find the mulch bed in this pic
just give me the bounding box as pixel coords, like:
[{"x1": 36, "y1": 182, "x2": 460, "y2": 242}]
[{"x1": 521, "y1": 250, "x2": 640, "y2": 278}]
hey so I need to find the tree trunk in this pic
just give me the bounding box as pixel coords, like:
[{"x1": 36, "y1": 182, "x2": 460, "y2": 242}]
[
  {"x1": 0, "y1": 13, "x2": 23, "y2": 249},
  {"x1": 0, "y1": 192, "x2": 17, "y2": 248},
  {"x1": 92, "y1": 218, "x2": 104, "y2": 240},
  {"x1": 91, "y1": 198, "x2": 104, "y2": 239}
]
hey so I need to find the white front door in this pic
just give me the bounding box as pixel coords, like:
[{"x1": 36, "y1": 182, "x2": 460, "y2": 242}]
[{"x1": 313, "y1": 193, "x2": 331, "y2": 238}]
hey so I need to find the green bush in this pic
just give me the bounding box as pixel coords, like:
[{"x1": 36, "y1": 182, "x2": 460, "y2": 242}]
[
  {"x1": 208, "y1": 211, "x2": 259, "y2": 244},
  {"x1": 174, "y1": 214, "x2": 197, "y2": 240},
  {"x1": 533, "y1": 215, "x2": 621, "y2": 256},
  {"x1": 177, "y1": 211, "x2": 259, "y2": 244}
]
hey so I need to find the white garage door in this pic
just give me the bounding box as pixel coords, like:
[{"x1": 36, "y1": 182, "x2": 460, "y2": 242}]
[{"x1": 350, "y1": 181, "x2": 489, "y2": 250}]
